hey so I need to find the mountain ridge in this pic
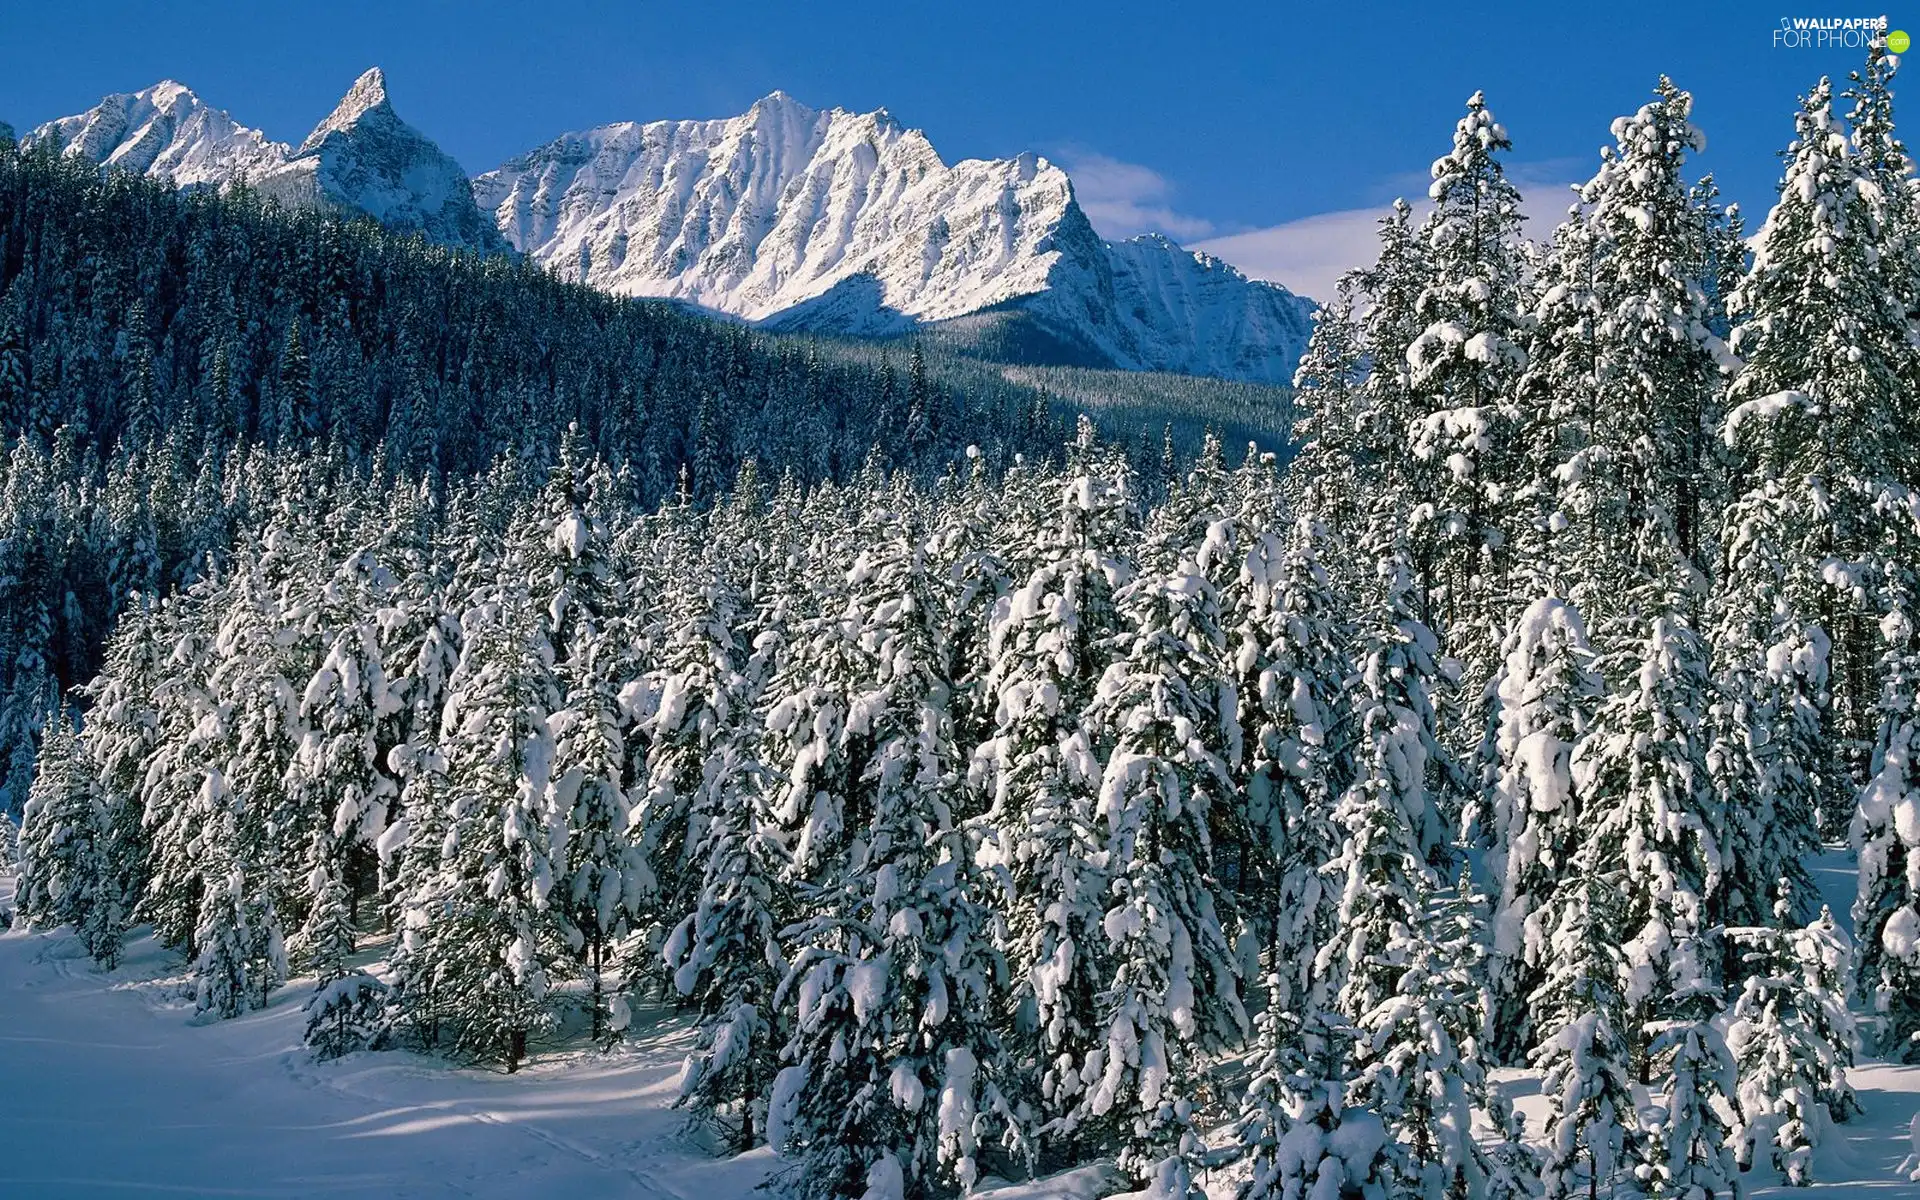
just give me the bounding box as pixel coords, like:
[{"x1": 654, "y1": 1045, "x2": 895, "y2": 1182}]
[{"x1": 24, "y1": 77, "x2": 1313, "y2": 381}]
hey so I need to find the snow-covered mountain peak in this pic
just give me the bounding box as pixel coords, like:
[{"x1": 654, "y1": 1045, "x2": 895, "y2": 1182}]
[
  {"x1": 474, "y1": 95, "x2": 1310, "y2": 380},
  {"x1": 300, "y1": 67, "x2": 392, "y2": 152},
  {"x1": 146, "y1": 80, "x2": 196, "y2": 109},
  {"x1": 25, "y1": 78, "x2": 1314, "y2": 379},
  {"x1": 24, "y1": 81, "x2": 289, "y2": 190},
  {"x1": 252, "y1": 68, "x2": 504, "y2": 253},
  {"x1": 746, "y1": 89, "x2": 814, "y2": 119}
]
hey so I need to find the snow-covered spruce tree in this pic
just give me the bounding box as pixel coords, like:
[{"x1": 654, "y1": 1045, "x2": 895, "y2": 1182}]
[
  {"x1": 374, "y1": 494, "x2": 466, "y2": 1045},
  {"x1": 1233, "y1": 1009, "x2": 1394, "y2": 1200},
  {"x1": 133, "y1": 583, "x2": 223, "y2": 954},
  {"x1": 1473, "y1": 596, "x2": 1603, "y2": 1063},
  {"x1": 72, "y1": 590, "x2": 173, "y2": 968},
  {"x1": 1404, "y1": 90, "x2": 1532, "y2": 702},
  {"x1": 1844, "y1": 36, "x2": 1920, "y2": 734},
  {"x1": 668, "y1": 475, "x2": 800, "y2": 1148},
  {"x1": 1855, "y1": 596, "x2": 1920, "y2": 1054},
  {"x1": 14, "y1": 716, "x2": 104, "y2": 934},
  {"x1": 300, "y1": 826, "x2": 357, "y2": 988},
  {"x1": 383, "y1": 734, "x2": 455, "y2": 1048},
  {"x1": 649, "y1": 546, "x2": 770, "y2": 1108},
  {"x1": 125, "y1": 551, "x2": 290, "y2": 1020},
  {"x1": 1507, "y1": 195, "x2": 1594, "y2": 601},
  {"x1": 1348, "y1": 201, "x2": 1433, "y2": 592},
  {"x1": 934, "y1": 445, "x2": 1017, "y2": 764},
  {"x1": 1070, "y1": 494, "x2": 1251, "y2": 1188},
  {"x1": 300, "y1": 822, "x2": 389, "y2": 1058},
  {"x1": 1848, "y1": 40, "x2": 1920, "y2": 338},
  {"x1": 1532, "y1": 80, "x2": 1729, "y2": 641},
  {"x1": 1640, "y1": 910, "x2": 1740, "y2": 1199},
  {"x1": 1574, "y1": 612, "x2": 1724, "y2": 1065},
  {"x1": 1729, "y1": 894, "x2": 1860, "y2": 1184},
  {"x1": 302, "y1": 968, "x2": 391, "y2": 1061},
  {"x1": 637, "y1": 503, "x2": 746, "y2": 932},
  {"x1": 968, "y1": 450, "x2": 1130, "y2": 1150},
  {"x1": 550, "y1": 619, "x2": 647, "y2": 1041},
  {"x1": 1279, "y1": 283, "x2": 1367, "y2": 541},
  {"x1": 768, "y1": 512, "x2": 1018, "y2": 1200},
  {"x1": 289, "y1": 548, "x2": 399, "y2": 981},
  {"x1": 411, "y1": 587, "x2": 562, "y2": 1071},
  {"x1": 372, "y1": 482, "x2": 463, "y2": 903},
  {"x1": 190, "y1": 770, "x2": 290, "y2": 1020},
  {"x1": 207, "y1": 528, "x2": 321, "y2": 940},
  {"x1": 1206, "y1": 447, "x2": 1284, "y2": 912},
  {"x1": 1530, "y1": 874, "x2": 1640, "y2": 1200},
  {"x1": 1714, "y1": 71, "x2": 1914, "y2": 860},
  {"x1": 0, "y1": 598, "x2": 57, "y2": 819},
  {"x1": 1316, "y1": 551, "x2": 1450, "y2": 1022},
  {"x1": 537, "y1": 448, "x2": 647, "y2": 1039},
  {"x1": 1351, "y1": 888, "x2": 1501, "y2": 1198},
  {"x1": 1321, "y1": 556, "x2": 1501, "y2": 1195},
  {"x1": 1245, "y1": 514, "x2": 1355, "y2": 1020},
  {"x1": 666, "y1": 726, "x2": 783, "y2": 1151}
]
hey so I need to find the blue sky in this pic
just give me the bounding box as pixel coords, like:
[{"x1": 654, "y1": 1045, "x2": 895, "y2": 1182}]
[{"x1": 0, "y1": 1, "x2": 1903, "y2": 297}]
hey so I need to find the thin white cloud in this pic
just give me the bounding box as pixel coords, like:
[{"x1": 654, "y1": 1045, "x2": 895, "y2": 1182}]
[
  {"x1": 1056, "y1": 150, "x2": 1217, "y2": 242},
  {"x1": 1194, "y1": 208, "x2": 1391, "y2": 306},
  {"x1": 1196, "y1": 164, "x2": 1586, "y2": 303}
]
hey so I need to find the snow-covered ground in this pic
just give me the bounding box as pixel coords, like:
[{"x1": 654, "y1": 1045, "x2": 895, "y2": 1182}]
[
  {"x1": 3, "y1": 863, "x2": 1918, "y2": 1199},
  {"x1": 0, "y1": 872, "x2": 776, "y2": 1198}
]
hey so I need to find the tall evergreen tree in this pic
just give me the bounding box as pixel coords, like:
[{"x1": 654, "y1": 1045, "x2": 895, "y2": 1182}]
[
  {"x1": 1475, "y1": 597, "x2": 1603, "y2": 1062},
  {"x1": 1403, "y1": 91, "x2": 1531, "y2": 697},
  {"x1": 1077, "y1": 499, "x2": 1248, "y2": 1185}
]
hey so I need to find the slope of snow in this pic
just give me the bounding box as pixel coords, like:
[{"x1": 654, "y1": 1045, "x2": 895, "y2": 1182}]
[
  {"x1": 23, "y1": 80, "x2": 288, "y2": 190},
  {"x1": 2, "y1": 867, "x2": 1918, "y2": 1197},
  {"x1": 0, "y1": 907, "x2": 772, "y2": 1196},
  {"x1": 254, "y1": 68, "x2": 506, "y2": 254},
  {"x1": 0, "y1": 875, "x2": 1128, "y2": 1198},
  {"x1": 473, "y1": 93, "x2": 1315, "y2": 381}
]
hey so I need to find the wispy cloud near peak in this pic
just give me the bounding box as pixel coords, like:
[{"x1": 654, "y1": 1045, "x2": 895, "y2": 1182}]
[
  {"x1": 1056, "y1": 149, "x2": 1217, "y2": 242},
  {"x1": 1196, "y1": 161, "x2": 1586, "y2": 303}
]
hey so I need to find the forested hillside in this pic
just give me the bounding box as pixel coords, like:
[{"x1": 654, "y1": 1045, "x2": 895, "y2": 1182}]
[
  {"x1": 0, "y1": 137, "x2": 1262, "y2": 813},
  {"x1": 11, "y1": 42, "x2": 1920, "y2": 1200}
]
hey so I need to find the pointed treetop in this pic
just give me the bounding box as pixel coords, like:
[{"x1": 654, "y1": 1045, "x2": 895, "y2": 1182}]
[{"x1": 1433, "y1": 91, "x2": 1514, "y2": 188}]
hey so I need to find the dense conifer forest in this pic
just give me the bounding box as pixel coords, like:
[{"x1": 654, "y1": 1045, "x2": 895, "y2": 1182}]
[
  {"x1": 11, "y1": 46, "x2": 1920, "y2": 1200},
  {"x1": 0, "y1": 135, "x2": 1284, "y2": 818}
]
